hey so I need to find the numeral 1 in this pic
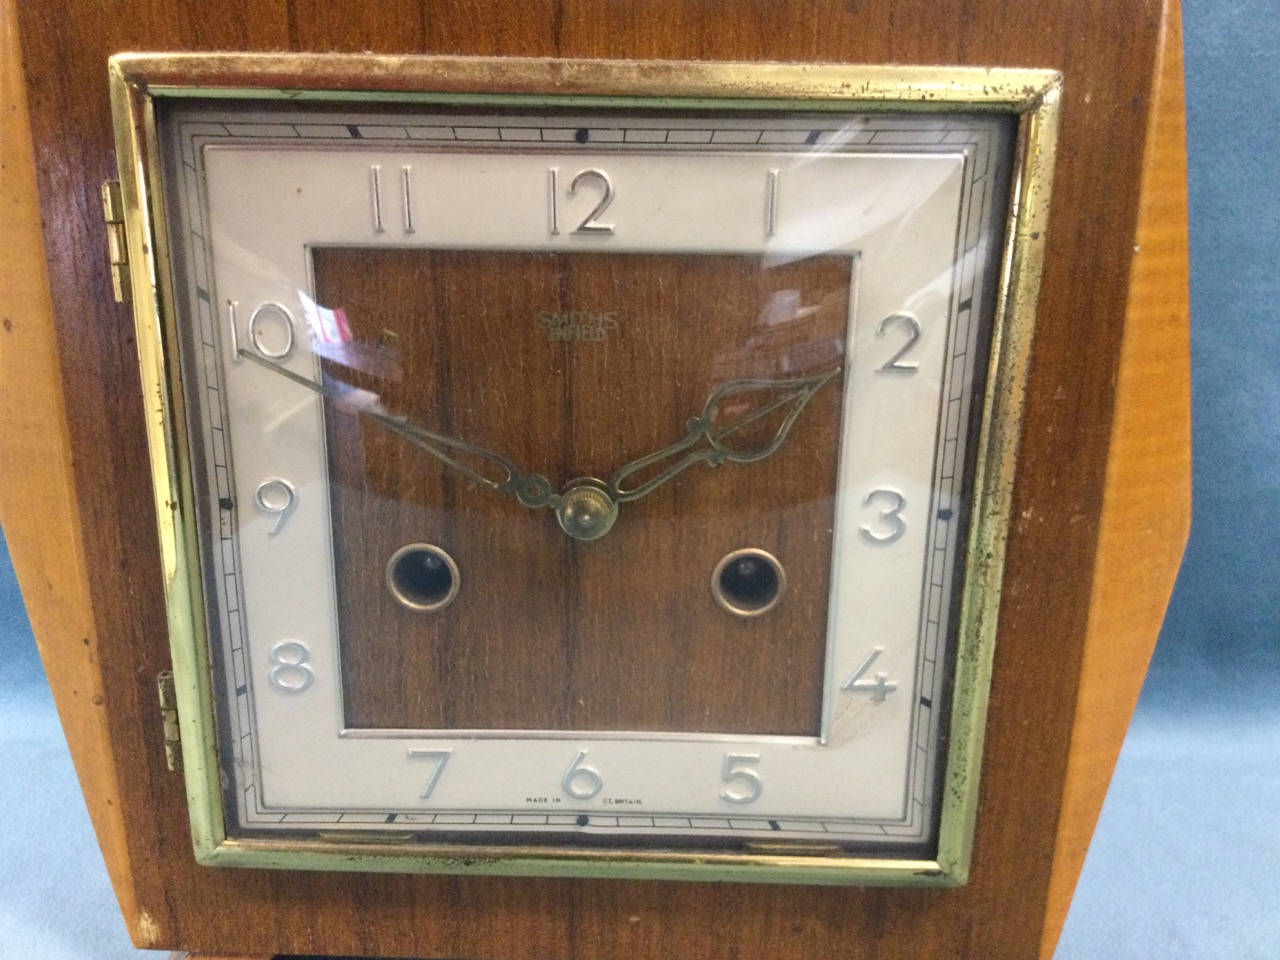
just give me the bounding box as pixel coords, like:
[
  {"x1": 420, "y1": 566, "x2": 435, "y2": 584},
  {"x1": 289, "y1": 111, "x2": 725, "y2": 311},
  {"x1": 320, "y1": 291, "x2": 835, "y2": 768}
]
[
  {"x1": 548, "y1": 167, "x2": 560, "y2": 235},
  {"x1": 370, "y1": 164, "x2": 384, "y2": 233},
  {"x1": 764, "y1": 169, "x2": 780, "y2": 236}
]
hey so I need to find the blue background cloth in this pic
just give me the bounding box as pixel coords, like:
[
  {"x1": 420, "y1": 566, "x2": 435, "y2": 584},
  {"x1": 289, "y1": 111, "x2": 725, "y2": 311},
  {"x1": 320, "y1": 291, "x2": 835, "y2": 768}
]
[{"x1": 2, "y1": 2, "x2": 1277, "y2": 955}]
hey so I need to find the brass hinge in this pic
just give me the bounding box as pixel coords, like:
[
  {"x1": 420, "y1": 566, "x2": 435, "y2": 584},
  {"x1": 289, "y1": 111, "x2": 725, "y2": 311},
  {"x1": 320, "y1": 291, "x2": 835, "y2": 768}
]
[
  {"x1": 157, "y1": 670, "x2": 182, "y2": 772},
  {"x1": 101, "y1": 180, "x2": 131, "y2": 303}
]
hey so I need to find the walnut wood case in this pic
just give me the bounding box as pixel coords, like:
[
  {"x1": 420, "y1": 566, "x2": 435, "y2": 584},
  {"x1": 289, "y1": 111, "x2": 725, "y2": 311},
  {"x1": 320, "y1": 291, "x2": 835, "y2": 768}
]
[{"x1": 0, "y1": 0, "x2": 1189, "y2": 957}]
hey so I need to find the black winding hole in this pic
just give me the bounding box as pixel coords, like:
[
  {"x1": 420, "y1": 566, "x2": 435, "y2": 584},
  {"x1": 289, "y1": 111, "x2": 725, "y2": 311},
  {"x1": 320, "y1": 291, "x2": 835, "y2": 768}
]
[
  {"x1": 386, "y1": 543, "x2": 459, "y2": 613},
  {"x1": 712, "y1": 549, "x2": 786, "y2": 616}
]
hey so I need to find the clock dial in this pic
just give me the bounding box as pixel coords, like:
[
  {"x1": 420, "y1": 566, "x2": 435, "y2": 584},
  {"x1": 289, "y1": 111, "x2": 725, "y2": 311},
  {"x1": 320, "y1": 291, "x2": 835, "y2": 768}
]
[{"x1": 153, "y1": 92, "x2": 1020, "y2": 873}]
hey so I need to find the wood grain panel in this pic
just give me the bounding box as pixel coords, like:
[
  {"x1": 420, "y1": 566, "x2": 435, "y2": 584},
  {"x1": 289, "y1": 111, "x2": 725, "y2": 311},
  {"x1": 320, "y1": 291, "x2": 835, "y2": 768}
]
[
  {"x1": 0, "y1": 0, "x2": 142, "y2": 931},
  {"x1": 315, "y1": 250, "x2": 847, "y2": 733},
  {"x1": 1040, "y1": 1, "x2": 1191, "y2": 955},
  {"x1": 11, "y1": 0, "x2": 1173, "y2": 956},
  {"x1": 286, "y1": 0, "x2": 425, "y2": 53}
]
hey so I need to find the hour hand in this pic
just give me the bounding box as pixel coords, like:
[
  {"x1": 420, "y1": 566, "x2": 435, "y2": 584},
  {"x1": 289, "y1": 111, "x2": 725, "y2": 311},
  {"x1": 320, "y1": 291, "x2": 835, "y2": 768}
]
[{"x1": 607, "y1": 366, "x2": 842, "y2": 503}]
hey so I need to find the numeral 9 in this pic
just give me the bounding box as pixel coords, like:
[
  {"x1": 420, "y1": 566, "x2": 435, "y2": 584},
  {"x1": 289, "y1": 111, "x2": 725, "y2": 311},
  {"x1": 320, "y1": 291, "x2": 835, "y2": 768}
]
[{"x1": 255, "y1": 478, "x2": 297, "y2": 535}]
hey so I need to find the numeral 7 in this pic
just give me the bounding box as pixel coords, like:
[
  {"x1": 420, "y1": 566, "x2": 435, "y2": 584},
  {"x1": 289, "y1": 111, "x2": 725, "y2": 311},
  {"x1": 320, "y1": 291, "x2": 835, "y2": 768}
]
[{"x1": 407, "y1": 748, "x2": 453, "y2": 799}]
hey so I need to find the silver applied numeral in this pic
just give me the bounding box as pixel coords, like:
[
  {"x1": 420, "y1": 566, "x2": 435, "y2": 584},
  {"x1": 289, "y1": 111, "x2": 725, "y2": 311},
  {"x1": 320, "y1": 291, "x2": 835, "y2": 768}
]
[
  {"x1": 562, "y1": 750, "x2": 604, "y2": 800},
  {"x1": 764, "y1": 169, "x2": 780, "y2": 237},
  {"x1": 407, "y1": 748, "x2": 453, "y2": 799},
  {"x1": 248, "y1": 302, "x2": 296, "y2": 360},
  {"x1": 268, "y1": 640, "x2": 314, "y2": 692},
  {"x1": 548, "y1": 167, "x2": 560, "y2": 236},
  {"x1": 254, "y1": 478, "x2": 297, "y2": 535},
  {"x1": 720, "y1": 753, "x2": 763, "y2": 804},
  {"x1": 859, "y1": 488, "x2": 907, "y2": 544},
  {"x1": 876, "y1": 312, "x2": 922, "y2": 373},
  {"x1": 401, "y1": 165, "x2": 415, "y2": 234},
  {"x1": 569, "y1": 168, "x2": 615, "y2": 234},
  {"x1": 371, "y1": 164, "x2": 415, "y2": 234},
  {"x1": 370, "y1": 164, "x2": 385, "y2": 233},
  {"x1": 841, "y1": 647, "x2": 899, "y2": 701},
  {"x1": 227, "y1": 300, "x2": 243, "y2": 363}
]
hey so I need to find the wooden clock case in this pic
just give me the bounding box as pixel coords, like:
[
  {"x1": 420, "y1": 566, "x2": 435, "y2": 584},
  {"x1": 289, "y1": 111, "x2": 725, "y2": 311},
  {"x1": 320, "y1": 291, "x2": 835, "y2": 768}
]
[{"x1": 0, "y1": 0, "x2": 1188, "y2": 957}]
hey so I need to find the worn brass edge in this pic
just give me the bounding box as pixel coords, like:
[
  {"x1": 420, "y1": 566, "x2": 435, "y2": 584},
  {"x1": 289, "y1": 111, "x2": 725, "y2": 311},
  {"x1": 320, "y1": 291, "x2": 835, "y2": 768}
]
[
  {"x1": 107, "y1": 53, "x2": 1059, "y2": 886},
  {"x1": 200, "y1": 838, "x2": 957, "y2": 887},
  {"x1": 936, "y1": 77, "x2": 1063, "y2": 880},
  {"x1": 108, "y1": 59, "x2": 229, "y2": 861},
  {"x1": 108, "y1": 53, "x2": 1058, "y2": 112}
]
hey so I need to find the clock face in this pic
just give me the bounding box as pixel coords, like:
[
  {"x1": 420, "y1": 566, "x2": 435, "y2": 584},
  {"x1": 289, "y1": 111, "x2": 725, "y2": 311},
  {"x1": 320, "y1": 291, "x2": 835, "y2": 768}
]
[{"x1": 147, "y1": 84, "x2": 1025, "y2": 879}]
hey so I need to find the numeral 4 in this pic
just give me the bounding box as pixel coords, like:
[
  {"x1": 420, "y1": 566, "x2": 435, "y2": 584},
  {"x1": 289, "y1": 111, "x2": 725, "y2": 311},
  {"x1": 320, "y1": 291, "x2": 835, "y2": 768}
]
[{"x1": 841, "y1": 647, "x2": 899, "y2": 702}]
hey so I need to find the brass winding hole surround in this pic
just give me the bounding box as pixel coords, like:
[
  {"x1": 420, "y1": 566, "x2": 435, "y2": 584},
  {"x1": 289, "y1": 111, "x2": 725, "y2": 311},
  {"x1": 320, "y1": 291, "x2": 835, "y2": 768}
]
[
  {"x1": 711, "y1": 548, "x2": 787, "y2": 617},
  {"x1": 385, "y1": 543, "x2": 461, "y2": 613}
]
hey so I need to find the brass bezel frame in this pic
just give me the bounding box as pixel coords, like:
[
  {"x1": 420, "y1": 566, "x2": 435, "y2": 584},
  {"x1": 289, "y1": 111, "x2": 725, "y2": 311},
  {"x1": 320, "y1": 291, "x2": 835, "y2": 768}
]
[{"x1": 108, "y1": 53, "x2": 1060, "y2": 886}]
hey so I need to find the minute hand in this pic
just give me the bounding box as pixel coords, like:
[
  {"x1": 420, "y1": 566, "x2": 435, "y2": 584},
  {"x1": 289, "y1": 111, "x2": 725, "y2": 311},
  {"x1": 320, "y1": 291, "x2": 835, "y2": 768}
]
[
  {"x1": 607, "y1": 366, "x2": 843, "y2": 504},
  {"x1": 237, "y1": 348, "x2": 560, "y2": 508}
]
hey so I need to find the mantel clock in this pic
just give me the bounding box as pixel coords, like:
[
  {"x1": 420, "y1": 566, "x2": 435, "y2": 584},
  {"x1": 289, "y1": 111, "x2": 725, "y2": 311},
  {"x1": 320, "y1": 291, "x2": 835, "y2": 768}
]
[{"x1": 0, "y1": 2, "x2": 1189, "y2": 958}]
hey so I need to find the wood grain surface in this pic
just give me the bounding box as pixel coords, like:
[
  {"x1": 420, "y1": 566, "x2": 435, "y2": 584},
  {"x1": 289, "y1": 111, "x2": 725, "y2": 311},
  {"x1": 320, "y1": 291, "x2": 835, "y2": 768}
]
[
  {"x1": 8, "y1": 0, "x2": 1177, "y2": 957},
  {"x1": 1039, "y1": 1, "x2": 1191, "y2": 955},
  {"x1": 0, "y1": 0, "x2": 142, "y2": 930},
  {"x1": 315, "y1": 250, "x2": 847, "y2": 733}
]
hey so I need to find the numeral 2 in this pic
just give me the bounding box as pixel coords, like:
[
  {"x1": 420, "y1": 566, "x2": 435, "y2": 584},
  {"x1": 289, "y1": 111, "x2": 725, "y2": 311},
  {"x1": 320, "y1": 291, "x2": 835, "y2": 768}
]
[{"x1": 876, "y1": 313, "x2": 922, "y2": 373}]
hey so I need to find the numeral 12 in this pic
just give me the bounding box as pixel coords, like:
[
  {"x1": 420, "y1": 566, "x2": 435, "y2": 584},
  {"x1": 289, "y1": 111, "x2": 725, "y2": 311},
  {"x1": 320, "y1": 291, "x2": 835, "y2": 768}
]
[{"x1": 548, "y1": 167, "x2": 616, "y2": 236}]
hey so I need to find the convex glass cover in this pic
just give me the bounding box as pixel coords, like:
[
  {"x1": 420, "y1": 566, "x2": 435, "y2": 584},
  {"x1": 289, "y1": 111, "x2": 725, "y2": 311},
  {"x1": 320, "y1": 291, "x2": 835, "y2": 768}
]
[{"x1": 114, "y1": 55, "x2": 1058, "y2": 884}]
